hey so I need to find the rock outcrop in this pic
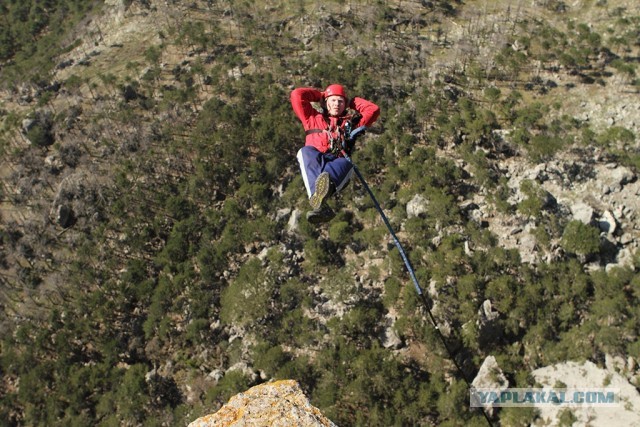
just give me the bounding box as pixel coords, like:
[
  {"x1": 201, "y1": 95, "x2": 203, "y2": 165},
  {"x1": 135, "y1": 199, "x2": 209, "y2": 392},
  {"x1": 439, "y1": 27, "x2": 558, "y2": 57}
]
[
  {"x1": 532, "y1": 360, "x2": 640, "y2": 426},
  {"x1": 480, "y1": 155, "x2": 640, "y2": 269},
  {"x1": 188, "y1": 380, "x2": 337, "y2": 427},
  {"x1": 471, "y1": 356, "x2": 509, "y2": 417},
  {"x1": 472, "y1": 355, "x2": 508, "y2": 391}
]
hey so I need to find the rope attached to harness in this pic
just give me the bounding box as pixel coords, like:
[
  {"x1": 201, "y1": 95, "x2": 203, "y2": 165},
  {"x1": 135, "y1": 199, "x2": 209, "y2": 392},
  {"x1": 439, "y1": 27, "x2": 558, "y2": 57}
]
[{"x1": 340, "y1": 147, "x2": 495, "y2": 427}]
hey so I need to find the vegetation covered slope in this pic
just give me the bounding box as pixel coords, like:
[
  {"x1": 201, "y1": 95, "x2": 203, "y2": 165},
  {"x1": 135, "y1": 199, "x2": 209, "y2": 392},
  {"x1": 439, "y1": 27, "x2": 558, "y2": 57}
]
[{"x1": 1, "y1": 0, "x2": 639, "y2": 426}]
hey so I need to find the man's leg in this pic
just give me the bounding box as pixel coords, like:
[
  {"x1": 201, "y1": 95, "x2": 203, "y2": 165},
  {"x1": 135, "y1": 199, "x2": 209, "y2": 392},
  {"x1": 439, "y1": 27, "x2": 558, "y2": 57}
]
[
  {"x1": 323, "y1": 157, "x2": 354, "y2": 193},
  {"x1": 297, "y1": 147, "x2": 354, "y2": 196},
  {"x1": 297, "y1": 146, "x2": 323, "y2": 197},
  {"x1": 309, "y1": 172, "x2": 333, "y2": 210}
]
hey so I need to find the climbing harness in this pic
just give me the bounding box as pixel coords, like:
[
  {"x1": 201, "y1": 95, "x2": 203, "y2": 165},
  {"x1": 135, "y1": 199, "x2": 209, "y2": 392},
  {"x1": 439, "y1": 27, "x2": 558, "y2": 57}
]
[
  {"x1": 341, "y1": 133, "x2": 495, "y2": 427},
  {"x1": 305, "y1": 111, "x2": 362, "y2": 156}
]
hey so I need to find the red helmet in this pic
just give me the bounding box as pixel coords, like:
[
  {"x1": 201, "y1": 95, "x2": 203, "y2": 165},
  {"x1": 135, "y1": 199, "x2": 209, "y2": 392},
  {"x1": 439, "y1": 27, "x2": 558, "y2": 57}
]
[{"x1": 324, "y1": 84, "x2": 347, "y2": 99}]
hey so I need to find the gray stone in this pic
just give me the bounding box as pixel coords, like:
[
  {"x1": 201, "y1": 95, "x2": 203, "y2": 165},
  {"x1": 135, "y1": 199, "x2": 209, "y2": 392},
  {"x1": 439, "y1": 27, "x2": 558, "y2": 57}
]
[
  {"x1": 380, "y1": 314, "x2": 403, "y2": 349},
  {"x1": 472, "y1": 355, "x2": 508, "y2": 389},
  {"x1": 480, "y1": 299, "x2": 500, "y2": 322},
  {"x1": 407, "y1": 194, "x2": 429, "y2": 218},
  {"x1": 571, "y1": 201, "x2": 594, "y2": 224},
  {"x1": 518, "y1": 228, "x2": 538, "y2": 264},
  {"x1": 207, "y1": 369, "x2": 223, "y2": 382},
  {"x1": 602, "y1": 166, "x2": 635, "y2": 193},
  {"x1": 598, "y1": 210, "x2": 617, "y2": 235},
  {"x1": 45, "y1": 154, "x2": 64, "y2": 173},
  {"x1": 276, "y1": 207, "x2": 291, "y2": 222},
  {"x1": 477, "y1": 299, "x2": 503, "y2": 345},
  {"x1": 22, "y1": 118, "x2": 36, "y2": 133},
  {"x1": 471, "y1": 356, "x2": 509, "y2": 417},
  {"x1": 227, "y1": 362, "x2": 257, "y2": 383},
  {"x1": 287, "y1": 209, "x2": 301, "y2": 232}
]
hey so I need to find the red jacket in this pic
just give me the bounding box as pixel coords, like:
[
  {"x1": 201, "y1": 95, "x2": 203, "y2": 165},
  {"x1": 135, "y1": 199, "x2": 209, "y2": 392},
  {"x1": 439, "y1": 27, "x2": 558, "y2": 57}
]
[{"x1": 291, "y1": 87, "x2": 380, "y2": 154}]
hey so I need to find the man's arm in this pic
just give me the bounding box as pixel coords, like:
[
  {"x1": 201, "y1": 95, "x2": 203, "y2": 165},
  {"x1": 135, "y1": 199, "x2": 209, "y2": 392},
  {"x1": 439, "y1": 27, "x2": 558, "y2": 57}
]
[
  {"x1": 290, "y1": 87, "x2": 323, "y2": 127},
  {"x1": 350, "y1": 97, "x2": 380, "y2": 127}
]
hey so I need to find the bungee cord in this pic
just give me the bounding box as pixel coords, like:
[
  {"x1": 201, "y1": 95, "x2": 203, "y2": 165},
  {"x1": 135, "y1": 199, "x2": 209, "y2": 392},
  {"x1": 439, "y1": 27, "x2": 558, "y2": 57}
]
[{"x1": 341, "y1": 136, "x2": 494, "y2": 427}]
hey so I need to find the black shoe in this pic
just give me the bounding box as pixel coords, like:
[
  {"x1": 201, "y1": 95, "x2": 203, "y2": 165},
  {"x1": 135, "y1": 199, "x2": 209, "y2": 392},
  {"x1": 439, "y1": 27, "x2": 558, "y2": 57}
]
[
  {"x1": 306, "y1": 204, "x2": 336, "y2": 224},
  {"x1": 309, "y1": 172, "x2": 333, "y2": 210}
]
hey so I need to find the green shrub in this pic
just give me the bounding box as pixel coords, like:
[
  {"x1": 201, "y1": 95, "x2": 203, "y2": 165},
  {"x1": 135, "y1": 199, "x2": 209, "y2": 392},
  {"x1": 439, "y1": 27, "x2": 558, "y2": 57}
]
[
  {"x1": 185, "y1": 319, "x2": 210, "y2": 345},
  {"x1": 275, "y1": 308, "x2": 318, "y2": 347},
  {"x1": 303, "y1": 238, "x2": 339, "y2": 270},
  {"x1": 328, "y1": 220, "x2": 351, "y2": 245},
  {"x1": 205, "y1": 371, "x2": 252, "y2": 406},
  {"x1": 25, "y1": 122, "x2": 54, "y2": 147},
  {"x1": 354, "y1": 223, "x2": 387, "y2": 250},
  {"x1": 383, "y1": 276, "x2": 402, "y2": 308},
  {"x1": 528, "y1": 133, "x2": 565, "y2": 163},
  {"x1": 596, "y1": 126, "x2": 635, "y2": 147},
  {"x1": 517, "y1": 179, "x2": 549, "y2": 218},
  {"x1": 561, "y1": 220, "x2": 600, "y2": 257},
  {"x1": 557, "y1": 408, "x2": 578, "y2": 426},
  {"x1": 220, "y1": 258, "x2": 275, "y2": 327},
  {"x1": 320, "y1": 267, "x2": 358, "y2": 305},
  {"x1": 252, "y1": 343, "x2": 289, "y2": 378}
]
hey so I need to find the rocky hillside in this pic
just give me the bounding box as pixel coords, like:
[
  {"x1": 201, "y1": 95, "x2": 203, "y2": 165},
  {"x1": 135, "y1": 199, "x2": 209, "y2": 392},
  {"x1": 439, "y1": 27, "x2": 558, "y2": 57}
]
[{"x1": 1, "y1": 0, "x2": 640, "y2": 426}]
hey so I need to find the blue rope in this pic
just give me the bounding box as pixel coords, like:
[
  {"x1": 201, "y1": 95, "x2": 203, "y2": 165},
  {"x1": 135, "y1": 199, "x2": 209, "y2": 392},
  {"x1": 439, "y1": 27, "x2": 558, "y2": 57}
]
[
  {"x1": 347, "y1": 159, "x2": 423, "y2": 296},
  {"x1": 341, "y1": 149, "x2": 494, "y2": 427}
]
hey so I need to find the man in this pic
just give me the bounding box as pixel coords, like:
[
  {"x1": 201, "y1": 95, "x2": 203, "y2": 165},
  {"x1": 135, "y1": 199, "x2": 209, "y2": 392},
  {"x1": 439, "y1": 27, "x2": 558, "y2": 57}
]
[{"x1": 291, "y1": 84, "x2": 380, "y2": 224}]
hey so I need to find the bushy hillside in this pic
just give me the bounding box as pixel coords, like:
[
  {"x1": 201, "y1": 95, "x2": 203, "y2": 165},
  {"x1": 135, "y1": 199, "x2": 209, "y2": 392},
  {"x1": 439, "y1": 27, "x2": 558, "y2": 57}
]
[{"x1": 1, "y1": 0, "x2": 639, "y2": 426}]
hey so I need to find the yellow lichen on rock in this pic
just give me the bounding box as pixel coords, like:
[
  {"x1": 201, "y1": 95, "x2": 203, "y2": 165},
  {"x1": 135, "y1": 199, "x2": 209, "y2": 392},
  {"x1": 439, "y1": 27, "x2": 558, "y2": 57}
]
[{"x1": 188, "y1": 380, "x2": 337, "y2": 427}]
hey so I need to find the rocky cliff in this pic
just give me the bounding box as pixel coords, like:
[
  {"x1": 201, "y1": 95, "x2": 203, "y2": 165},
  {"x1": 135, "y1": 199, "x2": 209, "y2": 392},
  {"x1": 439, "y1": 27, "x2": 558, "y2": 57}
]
[{"x1": 188, "y1": 380, "x2": 336, "y2": 427}]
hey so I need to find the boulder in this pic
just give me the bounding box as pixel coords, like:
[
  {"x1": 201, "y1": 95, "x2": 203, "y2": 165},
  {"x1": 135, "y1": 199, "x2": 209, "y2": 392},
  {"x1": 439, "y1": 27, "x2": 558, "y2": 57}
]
[
  {"x1": 471, "y1": 356, "x2": 508, "y2": 417},
  {"x1": 288, "y1": 209, "x2": 301, "y2": 232},
  {"x1": 600, "y1": 165, "x2": 635, "y2": 193},
  {"x1": 571, "y1": 201, "x2": 595, "y2": 224},
  {"x1": 477, "y1": 299, "x2": 503, "y2": 346},
  {"x1": 22, "y1": 118, "x2": 36, "y2": 133},
  {"x1": 472, "y1": 355, "x2": 508, "y2": 389},
  {"x1": 188, "y1": 380, "x2": 337, "y2": 427},
  {"x1": 227, "y1": 362, "x2": 258, "y2": 383},
  {"x1": 45, "y1": 154, "x2": 64, "y2": 174},
  {"x1": 380, "y1": 314, "x2": 403, "y2": 349},
  {"x1": 22, "y1": 110, "x2": 55, "y2": 147},
  {"x1": 598, "y1": 210, "x2": 617, "y2": 235},
  {"x1": 407, "y1": 194, "x2": 428, "y2": 218}
]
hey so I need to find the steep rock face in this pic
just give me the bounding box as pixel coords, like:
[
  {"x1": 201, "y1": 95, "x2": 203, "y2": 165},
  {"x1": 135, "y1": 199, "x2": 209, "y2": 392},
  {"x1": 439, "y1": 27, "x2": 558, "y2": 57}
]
[{"x1": 188, "y1": 380, "x2": 337, "y2": 427}]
